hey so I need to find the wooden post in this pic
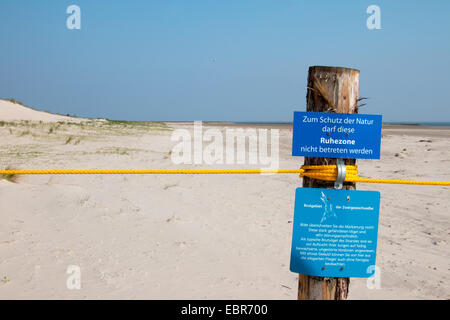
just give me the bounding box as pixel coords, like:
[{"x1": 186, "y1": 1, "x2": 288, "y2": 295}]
[{"x1": 298, "y1": 66, "x2": 360, "y2": 300}]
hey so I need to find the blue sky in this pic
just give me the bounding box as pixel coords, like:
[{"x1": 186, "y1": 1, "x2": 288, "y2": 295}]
[{"x1": 0, "y1": 0, "x2": 449, "y2": 122}]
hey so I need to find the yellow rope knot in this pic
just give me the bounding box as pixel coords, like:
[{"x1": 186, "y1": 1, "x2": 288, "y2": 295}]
[
  {"x1": 299, "y1": 164, "x2": 359, "y2": 182},
  {"x1": 299, "y1": 164, "x2": 450, "y2": 186}
]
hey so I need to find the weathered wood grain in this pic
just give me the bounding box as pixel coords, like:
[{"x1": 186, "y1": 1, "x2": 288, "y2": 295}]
[{"x1": 298, "y1": 66, "x2": 360, "y2": 300}]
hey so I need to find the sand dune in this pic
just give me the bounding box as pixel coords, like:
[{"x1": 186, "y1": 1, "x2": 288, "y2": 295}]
[{"x1": 0, "y1": 99, "x2": 87, "y2": 123}]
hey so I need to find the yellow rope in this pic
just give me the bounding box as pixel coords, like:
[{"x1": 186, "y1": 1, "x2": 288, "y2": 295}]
[
  {"x1": 1, "y1": 166, "x2": 449, "y2": 186},
  {"x1": 0, "y1": 169, "x2": 300, "y2": 175},
  {"x1": 299, "y1": 165, "x2": 450, "y2": 186}
]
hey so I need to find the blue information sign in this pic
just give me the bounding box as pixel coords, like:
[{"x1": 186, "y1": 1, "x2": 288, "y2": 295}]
[
  {"x1": 290, "y1": 188, "x2": 380, "y2": 278},
  {"x1": 292, "y1": 111, "x2": 382, "y2": 159}
]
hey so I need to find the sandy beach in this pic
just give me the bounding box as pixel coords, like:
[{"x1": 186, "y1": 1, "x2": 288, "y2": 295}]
[{"x1": 0, "y1": 100, "x2": 449, "y2": 299}]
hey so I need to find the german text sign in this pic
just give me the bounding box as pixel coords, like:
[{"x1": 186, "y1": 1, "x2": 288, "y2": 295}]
[
  {"x1": 290, "y1": 188, "x2": 380, "y2": 278},
  {"x1": 292, "y1": 111, "x2": 382, "y2": 159}
]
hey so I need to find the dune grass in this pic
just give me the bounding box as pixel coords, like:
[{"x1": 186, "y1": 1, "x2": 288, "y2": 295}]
[
  {"x1": 18, "y1": 130, "x2": 31, "y2": 137},
  {"x1": 0, "y1": 166, "x2": 19, "y2": 183},
  {"x1": 65, "y1": 136, "x2": 74, "y2": 144}
]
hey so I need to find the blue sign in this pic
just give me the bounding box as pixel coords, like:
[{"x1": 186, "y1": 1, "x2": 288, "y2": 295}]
[
  {"x1": 290, "y1": 188, "x2": 380, "y2": 278},
  {"x1": 292, "y1": 111, "x2": 382, "y2": 159}
]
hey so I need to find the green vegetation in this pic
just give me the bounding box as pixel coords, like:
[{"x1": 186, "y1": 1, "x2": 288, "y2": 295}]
[
  {"x1": 7, "y1": 98, "x2": 23, "y2": 105},
  {"x1": 0, "y1": 121, "x2": 17, "y2": 127},
  {"x1": 0, "y1": 119, "x2": 172, "y2": 166},
  {"x1": 95, "y1": 146, "x2": 150, "y2": 155},
  {"x1": 105, "y1": 119, "x2": 171, "y2": 129},
  {"x1": 65, "y1": 136, "x2": 74, "y2": 144},
  {"x1": 18, "y1": 130, "x2": 31, "y2": 137},
  {"x1": 0, "y1": 166, "x2": 18, "y2": 183}
]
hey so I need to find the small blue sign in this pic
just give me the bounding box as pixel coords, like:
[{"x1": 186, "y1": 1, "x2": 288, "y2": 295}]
[
  {"x1": 290, "y1": 188, "x2": 380, "y2": 278},
  {"x1": 292, "y1": 111, "x2": 382, "y2": 159}
]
